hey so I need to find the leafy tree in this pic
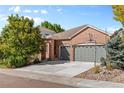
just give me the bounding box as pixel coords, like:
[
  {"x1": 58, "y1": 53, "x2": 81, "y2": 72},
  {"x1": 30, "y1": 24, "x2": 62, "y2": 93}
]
[
  {"x1": 112, "y1": 5, "x2": 124, "y2": 27},
  {"x1": 41, "y1": 21, "x2": 65, "y2": 33},
  {"x1": 112, "y1": 5, "x2": 124, "y2": 41},
  {"x1": 0, "y1": 14, "x2": 43, "y2": 68}
]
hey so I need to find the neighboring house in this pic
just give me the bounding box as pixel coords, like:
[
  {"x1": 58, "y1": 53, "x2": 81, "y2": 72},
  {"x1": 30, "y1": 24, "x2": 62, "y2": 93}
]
[{"x1": 43, "y1": 24, "x2": 110, "y2": 62}]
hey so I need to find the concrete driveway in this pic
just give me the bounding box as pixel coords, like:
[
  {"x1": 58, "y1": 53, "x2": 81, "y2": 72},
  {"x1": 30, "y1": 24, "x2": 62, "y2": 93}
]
[{"x1": 15, "y1": 61, "x2": 94, "y2": 77}]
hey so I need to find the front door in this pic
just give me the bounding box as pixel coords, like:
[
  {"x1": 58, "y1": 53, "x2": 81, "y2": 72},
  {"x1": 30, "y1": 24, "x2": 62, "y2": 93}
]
[{"x1": 60, "y1": 46, "x2": 70, "y2": 60}]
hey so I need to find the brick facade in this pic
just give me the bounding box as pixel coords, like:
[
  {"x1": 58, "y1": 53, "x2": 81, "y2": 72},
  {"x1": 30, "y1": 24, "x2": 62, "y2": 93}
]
[{"x1": 44, "y1": 27, "x2": 110, "y2": 61}]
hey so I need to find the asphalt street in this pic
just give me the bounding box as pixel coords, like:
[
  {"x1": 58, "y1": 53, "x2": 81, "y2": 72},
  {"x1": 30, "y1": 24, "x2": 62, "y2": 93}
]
[{"x1": 0, "y1": 73, "x2": 73, "y2": 88}]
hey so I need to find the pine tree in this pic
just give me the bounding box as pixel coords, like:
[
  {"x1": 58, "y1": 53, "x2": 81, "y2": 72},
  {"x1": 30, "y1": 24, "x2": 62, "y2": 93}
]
[{"x1": 106, "y1": 34, "x2": 124, "y2": 69}]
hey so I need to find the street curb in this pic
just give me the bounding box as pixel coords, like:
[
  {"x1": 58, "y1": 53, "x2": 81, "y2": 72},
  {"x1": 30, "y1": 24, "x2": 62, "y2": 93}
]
[{"x1": 0, "y1": 69, "x2": 124, "y2": 88}]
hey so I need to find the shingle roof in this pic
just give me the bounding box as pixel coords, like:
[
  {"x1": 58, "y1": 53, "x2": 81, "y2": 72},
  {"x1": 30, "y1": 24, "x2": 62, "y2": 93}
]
[
  {"x1": 49, "y1": 24, "x2": 109, "y2": 40},
  {"x1": 39, "y1": 27, "x2": 56, "y2": 34},
  {"x1": 39, "y1": 27, "x2": 56, "y2": 38}
]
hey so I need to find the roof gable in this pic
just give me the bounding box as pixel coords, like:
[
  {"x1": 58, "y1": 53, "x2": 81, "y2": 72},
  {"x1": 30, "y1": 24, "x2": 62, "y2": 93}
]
[
  {"x1": 49, "y1": 24, "x2": 110, "y2": 40},
  {"x1": 69, "y1": 24, "x2": 110, "y2": 39}
]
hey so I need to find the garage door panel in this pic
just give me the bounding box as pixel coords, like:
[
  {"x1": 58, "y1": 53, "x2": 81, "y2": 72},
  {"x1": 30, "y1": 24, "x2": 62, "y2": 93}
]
[
  {"x1": 96, "y1": 46, "x2": 106, "y2": 62},
  {"x1": 74, "y1": 45, "x2": 106, "y2": 62},
  {"x1": 88, "y1": 46, "x2": 95, "y2": 62},
  {"x1": 82, "y1": 47, "x2": 86, "y2": 61},
  {"x1": 74, "y1": 46, "x2": 79, "y2": 61}
]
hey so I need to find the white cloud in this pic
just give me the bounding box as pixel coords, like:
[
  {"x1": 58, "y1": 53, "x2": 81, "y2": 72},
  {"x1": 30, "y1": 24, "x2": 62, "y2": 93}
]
[
  {"x1": 24, "y1": 16, "x2": 32, "y2": 20},
  {"x1": 0, "y1": 14, "x2": 5, "y2": 18},
  {"x1": 33, "y1": 10, "x2": 39, "y2": 13},
  {"x1": 24, "y1": 16, "x2": 45, "y2": 25},
  {"x1": 0, "y1": 17, "x2": 7, "y2": 21},
  {"x1": 57, "y1": 8, "x2": 62, "y2": 12},
  {"x1": 13, "y1": 6, "x2": 21, "y2": 13},
  {"x1": 106, "y1": 27, "x2": 120, "y2": 33},
  {"x1": 0, "y1": 14, "x2": 8, "y2": 28},
  {"x1": 23, "y1": 9, "x2": 32, "y2": 13},
  {"x1": 9, "y1": 6, "x2": 21, "y2": 13},
  {"x1": 9, "y1": 7, "x2": 14, "y2": 11},
  {"x1": 41, "y1": 10, "x2": 48, "y2": 14},
  {"x1": 33, "y1": 17, "x2": 45, "y2": 25},
  {"x1": 0, "y1": 14, "x2": 7, "y2": 21}
]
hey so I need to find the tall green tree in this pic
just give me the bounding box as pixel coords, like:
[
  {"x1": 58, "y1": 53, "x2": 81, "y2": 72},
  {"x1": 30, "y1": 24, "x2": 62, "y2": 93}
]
[
  {"x1": 112, "y1": 5, "x2": 124, "y2": 27},
  {"x1": 0, "y1": 14, "x2": 43, "y2": 68},
  {"x1": 41, "y1": 21, "x2": 65, "y2": 33}
]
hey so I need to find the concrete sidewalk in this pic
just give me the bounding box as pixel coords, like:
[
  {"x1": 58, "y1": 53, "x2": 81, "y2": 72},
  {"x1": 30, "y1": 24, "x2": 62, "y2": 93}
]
[{"x1": 0, "y1": 69, "x2": 124, "y2": 88}]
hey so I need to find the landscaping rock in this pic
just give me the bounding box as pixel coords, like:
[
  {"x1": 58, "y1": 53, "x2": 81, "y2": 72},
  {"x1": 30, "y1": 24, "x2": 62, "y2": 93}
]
[{"x1": 75, "y1": 66, "x2": 123, "y2": 81}]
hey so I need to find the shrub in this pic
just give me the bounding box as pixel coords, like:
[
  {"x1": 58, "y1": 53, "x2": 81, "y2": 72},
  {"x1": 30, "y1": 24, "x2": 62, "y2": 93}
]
[
  {"x1": 14, "y1": 55, "x2": 27, "y2": 68},
  {"x1": 100, "y1": 57, "x2": 106, "y2": 67},
  {"x1": 2, "y1": 55, "x2": 27, "y2": 68},
  {"x1": 27, "y1": 54, "x2": 41, "y2": 65},
  {"x1": 33, "y1": 57, "x2": 40, "y2": 64},
  {"x1": 0, "y1": 61, "x2": 8, "y2": 68},
  {"x1": 91, "y1": 66, "x2": 102, "y2": 74},
  {"x1": 0, "y1": 57, "x2": 14, "y2": 68},
  {"x1": 111, "y1": 61, "x2": 124, "y2": 69},
  {"x1": 106, "y1": 62, "x2": 113, "y2": 71},
  {"x1": 0, "y1": 14, "x2": 43, "y2": 68}
]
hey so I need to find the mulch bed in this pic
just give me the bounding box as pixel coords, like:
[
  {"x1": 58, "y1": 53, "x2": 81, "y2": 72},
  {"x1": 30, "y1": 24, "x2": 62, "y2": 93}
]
[{"x1": 75, "y1": 66, "x2": 123, "y2": 81}]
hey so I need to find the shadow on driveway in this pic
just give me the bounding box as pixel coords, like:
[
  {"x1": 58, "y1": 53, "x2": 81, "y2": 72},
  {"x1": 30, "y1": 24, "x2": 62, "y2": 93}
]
[{"x1": 35, "y1": 61, "x2": 69, "y2": 65}]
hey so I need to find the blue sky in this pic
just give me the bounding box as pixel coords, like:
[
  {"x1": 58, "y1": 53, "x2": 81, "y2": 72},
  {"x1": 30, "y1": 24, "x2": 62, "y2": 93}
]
[{"x1": 0, "y1": 5, "x2": 122, "y2": 33}]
